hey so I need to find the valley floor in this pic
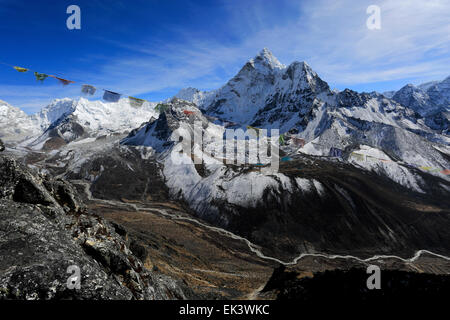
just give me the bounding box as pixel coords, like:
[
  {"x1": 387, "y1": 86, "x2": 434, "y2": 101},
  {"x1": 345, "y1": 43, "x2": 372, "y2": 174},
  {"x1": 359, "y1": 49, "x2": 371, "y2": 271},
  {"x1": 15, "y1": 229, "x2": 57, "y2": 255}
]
[{"x1": 77, "y1": 182, "x2": 450, "y2": 299}]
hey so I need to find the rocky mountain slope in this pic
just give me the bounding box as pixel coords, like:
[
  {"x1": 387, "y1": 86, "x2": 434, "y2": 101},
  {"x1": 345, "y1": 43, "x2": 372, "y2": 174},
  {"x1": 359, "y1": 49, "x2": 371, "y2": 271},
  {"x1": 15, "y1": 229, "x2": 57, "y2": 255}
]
[
  {"x1": 2, "y1": 49, "x2": 445, "y2": 262},
  {"x1": 115, "y1": 50, "x2": 450, "y2": 260},
  {"x1": 174, "y1": 49, "x2": 449, "y2": 176},
  {"x1": 0, "y1": 150, "x2": 192, "y2": 299},
  {"x1": 387, "y1": 77, "x2": 450, "y2": 134},
  {"x1": 0, "y1": 48, "x2": 449, "y2": 300},
  {"x1": 118, "y1": 99, "x2": 450, "y2": 261},
  {"x1": 176, "y1": 49, "x2": 449, "y2": 139},
  {"x1": 0, "y1": 100, "x2": 42, "y2": 144},
  {"x1": 0, "y1": 98, "x2": 157, "y2": 151}
]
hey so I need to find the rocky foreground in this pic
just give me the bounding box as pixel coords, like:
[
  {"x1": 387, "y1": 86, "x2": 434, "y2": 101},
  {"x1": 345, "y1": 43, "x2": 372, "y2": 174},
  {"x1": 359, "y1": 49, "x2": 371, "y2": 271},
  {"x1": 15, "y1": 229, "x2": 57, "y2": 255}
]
[{"x1": 0, "y1": 151, "x2": 193, "y2": 299}]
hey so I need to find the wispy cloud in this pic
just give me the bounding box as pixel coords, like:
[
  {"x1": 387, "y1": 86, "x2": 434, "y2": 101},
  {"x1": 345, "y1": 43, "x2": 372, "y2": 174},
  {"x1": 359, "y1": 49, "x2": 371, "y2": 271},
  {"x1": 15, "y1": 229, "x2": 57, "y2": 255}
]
[
  {"x1": 86, "y1": 0, "x2": 450, "y2": 92},
  {"x1": 225, "y1": 0, "x2": 450, "y2": 86}
]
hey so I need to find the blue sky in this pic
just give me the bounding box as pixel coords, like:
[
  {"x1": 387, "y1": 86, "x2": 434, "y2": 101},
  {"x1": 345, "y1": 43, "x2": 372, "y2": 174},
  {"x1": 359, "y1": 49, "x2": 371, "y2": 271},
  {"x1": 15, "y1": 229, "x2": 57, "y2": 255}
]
[{"x1": 0, "y1": 0, "x2": 449, "y2": 113}]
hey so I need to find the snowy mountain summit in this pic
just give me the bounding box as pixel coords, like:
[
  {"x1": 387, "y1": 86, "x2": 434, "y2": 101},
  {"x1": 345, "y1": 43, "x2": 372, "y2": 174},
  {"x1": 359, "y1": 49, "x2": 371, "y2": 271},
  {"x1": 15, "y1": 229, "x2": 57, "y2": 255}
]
[
  {"x1": 0, "y1": 49, "x2": 449, "y2": 268},
  {"x1": 389, "y1": 77, "x2": 450, "y2": 133},
  {"x1": 170, "y1": 49, "x2": 450, "y2": 191},
  {"x1": 0, "y1": 100, "x2": 42, "y2": 143},
  {"x1": 176, "y1": 49, "x2": 448, "y2": 141},
  {"x1": 176, "y1": 48, "x2": 330, "y2": 129},
  {"x1": 249, "y1": 47, "x2": 286, "y2": 72},
  {"x1": 0, "y1": 97, "x2": 157, "y2": 151}
]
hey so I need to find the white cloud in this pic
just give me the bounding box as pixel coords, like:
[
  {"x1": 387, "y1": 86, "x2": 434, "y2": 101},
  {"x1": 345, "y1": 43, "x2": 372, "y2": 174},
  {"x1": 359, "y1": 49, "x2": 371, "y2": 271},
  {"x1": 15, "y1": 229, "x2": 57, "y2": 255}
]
[
  {"x1": 238, "y1": 0, "x2": 450, "y2": 85},
  {"x1": 95, "y1": 0, "x2": 449, "y2": 91}
]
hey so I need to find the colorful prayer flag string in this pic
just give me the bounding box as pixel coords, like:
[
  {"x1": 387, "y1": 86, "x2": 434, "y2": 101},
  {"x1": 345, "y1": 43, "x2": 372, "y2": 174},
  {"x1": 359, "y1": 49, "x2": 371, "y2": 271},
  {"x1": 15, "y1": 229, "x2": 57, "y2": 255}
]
[{"x1": 3, "y1": 60, "x2": 153, "y2": 108}]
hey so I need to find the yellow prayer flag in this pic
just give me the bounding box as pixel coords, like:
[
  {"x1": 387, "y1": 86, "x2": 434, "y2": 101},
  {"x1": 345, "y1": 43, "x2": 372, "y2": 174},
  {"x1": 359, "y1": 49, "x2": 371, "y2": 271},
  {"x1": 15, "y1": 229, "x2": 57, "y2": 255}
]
[
  {"x1": 13, "y1": 66, "x2": 28, "y2": 73},
  {"x1": 129, "y1": 96, "x2": 146, "y2": 108}
]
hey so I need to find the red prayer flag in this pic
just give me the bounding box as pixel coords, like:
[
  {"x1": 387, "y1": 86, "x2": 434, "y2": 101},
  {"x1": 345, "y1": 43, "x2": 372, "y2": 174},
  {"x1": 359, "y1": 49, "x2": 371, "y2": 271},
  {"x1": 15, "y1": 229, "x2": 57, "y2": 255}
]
[{"x1": 50, "y1": 75, "x2": 75, "y2": 86}]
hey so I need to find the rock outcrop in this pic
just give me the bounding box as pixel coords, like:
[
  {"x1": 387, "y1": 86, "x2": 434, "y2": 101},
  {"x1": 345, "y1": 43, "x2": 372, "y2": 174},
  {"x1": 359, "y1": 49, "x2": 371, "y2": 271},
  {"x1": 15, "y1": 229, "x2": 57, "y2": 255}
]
[
  {"x1": 0, "y1": 155, "x2": 192, "y2": 300},
  {"x1": 261, "y1": 265, "x2": 450, "y2": 301}
]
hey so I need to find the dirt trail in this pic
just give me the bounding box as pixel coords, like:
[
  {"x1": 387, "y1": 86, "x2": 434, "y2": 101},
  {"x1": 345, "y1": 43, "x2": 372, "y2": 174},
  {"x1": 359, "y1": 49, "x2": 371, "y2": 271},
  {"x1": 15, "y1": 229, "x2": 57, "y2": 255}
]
[{"x1": 74, "y1": 180, "x2": 450, "y2": 266}]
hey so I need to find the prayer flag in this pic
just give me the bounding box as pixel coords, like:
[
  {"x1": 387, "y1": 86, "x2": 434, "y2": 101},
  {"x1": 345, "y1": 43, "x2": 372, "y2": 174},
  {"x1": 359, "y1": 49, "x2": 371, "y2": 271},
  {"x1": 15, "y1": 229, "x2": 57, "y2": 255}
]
[
  {"x1": 34, "y1": 72, "x2": 48, "y2": 82},
  {"x1": 13, "y1": 66, "x2": 28, "y2": 73},
  {"x1": 129, "y1": 96, "x2": 146, "y2": 108},
  {"x1": 81, "y1": 84, "x2": 96, "y2": 96},
  {"x1": 441, "y1": 169, "x2": 450, "y2": 175},
  {"x1": 50, "y1": 75, "x2": 75, "y2": 86},
  {"x1": 103, "y1": 90, "x2": 121, "y2": 102}
]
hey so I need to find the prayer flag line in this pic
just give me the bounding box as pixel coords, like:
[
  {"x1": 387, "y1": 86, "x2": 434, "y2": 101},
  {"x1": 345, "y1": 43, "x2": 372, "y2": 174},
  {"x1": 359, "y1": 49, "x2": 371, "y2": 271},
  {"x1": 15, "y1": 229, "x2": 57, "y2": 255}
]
[{"x1": 1, "y1": 61, "x2": 150, "y2": 108}]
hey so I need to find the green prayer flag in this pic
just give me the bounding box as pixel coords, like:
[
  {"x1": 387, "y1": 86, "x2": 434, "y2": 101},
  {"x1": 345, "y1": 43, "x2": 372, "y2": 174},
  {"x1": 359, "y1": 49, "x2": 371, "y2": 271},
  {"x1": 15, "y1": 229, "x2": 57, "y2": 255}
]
[{"x1": 34, "y1": 72, "x2": 48, "y2": 82}]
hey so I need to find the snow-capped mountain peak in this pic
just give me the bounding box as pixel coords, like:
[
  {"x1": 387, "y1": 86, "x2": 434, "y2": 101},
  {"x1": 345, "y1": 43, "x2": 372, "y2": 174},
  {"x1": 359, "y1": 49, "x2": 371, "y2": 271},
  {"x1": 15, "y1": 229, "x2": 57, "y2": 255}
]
[
  {"x1": 0, "y1": 100, "x2": 42, "y2": 143},
  {"x1": 26, "y1": 97, "x2": 159, "y2": 150},
  {"x1": 392, "y1": 84, "x2": 430, "y2": 115},
  {"x1": 249, "y1": 48, "x2": 286, "y2": 72},
  {"x1": 388, "y1": 76, "x2": 449, "y2": 133},
  {"x1": 175, "y1": 87, "x2": 215, "y2": 108},
  {"x1": 31, "y1": 98, "x2": 77, "y2": 130},
  {"x1": 0, "y1": 96, "x2": 159, "y2": 149},
  {"x1": 391, "y1": 76, "x2": 450, "y2": 114}
]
